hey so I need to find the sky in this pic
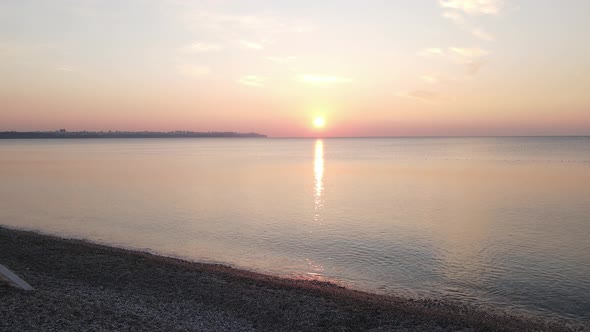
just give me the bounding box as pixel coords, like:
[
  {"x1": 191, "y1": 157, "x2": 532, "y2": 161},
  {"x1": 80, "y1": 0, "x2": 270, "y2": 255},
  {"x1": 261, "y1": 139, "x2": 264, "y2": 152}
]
[{"x1": 1, "y1": 0, "x2": 589, "y2": 137}]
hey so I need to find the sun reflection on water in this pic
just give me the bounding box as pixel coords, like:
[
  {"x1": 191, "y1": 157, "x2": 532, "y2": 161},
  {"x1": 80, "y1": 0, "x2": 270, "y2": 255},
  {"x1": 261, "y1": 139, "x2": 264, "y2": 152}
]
[{"x1": 314, "y1": 139, "x2": 324, "y2": 223}]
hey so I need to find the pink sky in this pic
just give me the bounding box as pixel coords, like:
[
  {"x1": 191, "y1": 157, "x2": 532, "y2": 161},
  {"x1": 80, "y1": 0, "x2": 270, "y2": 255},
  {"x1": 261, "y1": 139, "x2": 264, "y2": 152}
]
[{"x1": 1, "y1": 0, "x2": 589, "y2": 136}]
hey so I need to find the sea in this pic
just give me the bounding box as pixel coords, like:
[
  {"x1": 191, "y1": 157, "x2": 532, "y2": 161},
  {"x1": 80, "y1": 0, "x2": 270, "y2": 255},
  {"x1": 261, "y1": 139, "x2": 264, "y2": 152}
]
[{"x1": 1, "y1": 137, "x2": 589, "y2": 322}]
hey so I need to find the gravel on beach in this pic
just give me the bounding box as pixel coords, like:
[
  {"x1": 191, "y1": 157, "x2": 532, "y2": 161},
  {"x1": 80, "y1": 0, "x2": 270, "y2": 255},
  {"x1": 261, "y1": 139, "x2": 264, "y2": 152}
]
[{"x1": 0, "y1": 226, "x2": 586, "y2": 331}]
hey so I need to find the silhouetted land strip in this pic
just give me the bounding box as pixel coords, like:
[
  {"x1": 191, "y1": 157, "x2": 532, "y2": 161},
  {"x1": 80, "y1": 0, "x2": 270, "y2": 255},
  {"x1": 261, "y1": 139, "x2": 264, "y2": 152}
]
[
  {"x1": 0, "y1": 130, "x2": 266, "y2": 139},
  {"x1": 0, "y1": 226, "x2": 586, "y2": 331}
]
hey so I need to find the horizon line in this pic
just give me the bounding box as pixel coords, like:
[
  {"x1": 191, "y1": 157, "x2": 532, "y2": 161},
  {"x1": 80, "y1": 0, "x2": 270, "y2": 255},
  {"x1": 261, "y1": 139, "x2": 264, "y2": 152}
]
[{"x1": 2, "y1": 129, "x2": 590, "y2": 139}]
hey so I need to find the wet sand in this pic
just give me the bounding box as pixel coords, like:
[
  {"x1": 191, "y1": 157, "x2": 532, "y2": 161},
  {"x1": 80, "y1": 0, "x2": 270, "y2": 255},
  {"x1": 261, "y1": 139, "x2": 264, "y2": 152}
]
[{"x1": 0, "y1": 226, "x2": 585, "y2": 331}]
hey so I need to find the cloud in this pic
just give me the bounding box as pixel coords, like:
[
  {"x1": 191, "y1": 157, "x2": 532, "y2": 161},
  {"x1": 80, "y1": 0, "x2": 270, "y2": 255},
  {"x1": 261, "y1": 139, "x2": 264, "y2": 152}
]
[
  {"x1": 420, "y1": 74, "x2": 456, "y2": 83},
  {"x1": 237, "y1": 75, "x2": 265, "y2": 87},
  {"x1": 441, "y1": 11, "x2": 465, "y2": 25},
  {"x1": 180, "y1": 9, "x2": 314, "y2": 39},
  {"x1": 182, "y1": 42, "x2": 221, "y2": 53},
  {"x1": 471, "y1": 28, "x2": 494, "y2": 41},
  {"x1": 419, "y1": 47, "x2": 489, "y2": 75},
  {"x1": 398, "y1": 90, "x2": 446, "y2": 103},
  {"x1": 177, "y1": 64, "x2": 211, "y2": 77},
  {"x1": 56, "y1": 66, "x2": 74, "y2": 72},
  {"x1": 420, "y1": 74, "x2": 440, "y2": 84},
  {"x1": 439, "y1": 1, "x2": 500, "y2": 44},
  {"x1": 239, "y1": 40, "x2": 263, "y2": 50},
  {"x1": 419, "y1": 47, "x2": 489, "y2": 60},
  {"x1": 299, "y1": 74, "x2": 352, "y2": 84},
  {"x1": 266, "y1": 56, "x2": 296, "y2": 64},
  {"x1": 418, "y1": 48, "x2": 445, "y2": 57},
  {"x1": 449, "y1": 47, "x2": 489, "y2": 58},
  {"x1": 449, "y1": 47, "x2": 489, "y2": 74},
  {"x1": 439, "y1": 0, "x2": 504, "y2": 15},
  {"x1": 463, "y1": 60, "x2": 485, "y2": 75}
]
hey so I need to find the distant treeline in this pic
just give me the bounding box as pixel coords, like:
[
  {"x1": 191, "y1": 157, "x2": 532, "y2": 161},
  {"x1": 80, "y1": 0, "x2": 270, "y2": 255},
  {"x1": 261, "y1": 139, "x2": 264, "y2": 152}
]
[{"x1": 0, "y1": 130, "x2": 267, "y2": 139}]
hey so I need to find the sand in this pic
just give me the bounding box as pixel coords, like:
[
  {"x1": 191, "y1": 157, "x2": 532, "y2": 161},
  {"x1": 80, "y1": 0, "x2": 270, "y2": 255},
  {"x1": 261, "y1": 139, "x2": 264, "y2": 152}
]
[{"x1": 0, "y1": 226, "x2": 586, "y2": 331}]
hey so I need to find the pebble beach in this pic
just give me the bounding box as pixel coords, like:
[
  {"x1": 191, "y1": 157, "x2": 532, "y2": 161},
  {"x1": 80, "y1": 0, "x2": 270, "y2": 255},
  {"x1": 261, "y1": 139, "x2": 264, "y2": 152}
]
[{"x1": 0, "y1": 226, "x2": 586, "y2": 331}]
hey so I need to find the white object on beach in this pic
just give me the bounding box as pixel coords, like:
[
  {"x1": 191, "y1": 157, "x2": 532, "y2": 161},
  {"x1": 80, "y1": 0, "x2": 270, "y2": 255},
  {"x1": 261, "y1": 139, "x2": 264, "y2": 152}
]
[{"x1": 0, "y1": 264, "x2": 34, "y2": 291}]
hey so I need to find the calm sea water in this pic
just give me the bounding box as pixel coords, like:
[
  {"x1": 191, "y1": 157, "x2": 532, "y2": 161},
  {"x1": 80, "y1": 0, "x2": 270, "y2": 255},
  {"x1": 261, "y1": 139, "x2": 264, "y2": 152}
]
[{"x1": 1, "y1": 137, "x2": 589, "y2": 322}]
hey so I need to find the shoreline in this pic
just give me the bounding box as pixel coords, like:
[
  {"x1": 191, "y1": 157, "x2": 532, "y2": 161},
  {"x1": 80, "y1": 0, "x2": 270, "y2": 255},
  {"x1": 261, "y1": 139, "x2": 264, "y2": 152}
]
[{"x1": 1, "y1": 226, "x2": 586, "y2": 331}]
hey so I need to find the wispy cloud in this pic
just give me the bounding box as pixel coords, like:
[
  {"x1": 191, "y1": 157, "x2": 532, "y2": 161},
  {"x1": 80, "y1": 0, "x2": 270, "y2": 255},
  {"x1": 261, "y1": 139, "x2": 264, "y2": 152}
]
[
  {"x1": 439, "y1": 1, "x2": 500, "y2": 43},
  {"x1": 398, "y1": 90, "x2": 446, "y2": 103},
  {"x1": 56, "y1": 66, "x2": 74, "y2": 72},
  {"x1": 182, "y1": 42, "x2": 221, "y2": 53},
  {"x1": 180, "y1": 9, "x2": 314, "y2": 40},
  {"x1": 418, "y1": 47, "x2": 489, "y2": 75},
  {"x1": 299, "y1": 74, "x2": 352, "y2": 85},
  {"x1": 441, "y1": 11, "x2": 465, "y2": 25},
  {"x1": 418, "y1": 48, "x2": 445, "y2": 57},
  {"x1": 439, "y1": 0, "x2": 504, "y2": 16},
  {"x1": 449, "y1": 47, "x2": 489, "y2": 75},
  {"x1": 177, "y1": 64, "x2": 211, "y2": 77},
  {"x1": 463, "y1": 60, "x2": 485, "y2": 75},
  {"x1": 239, "y1": 40, "x2": 263, "y2": 50},
  {"x1": 419, "y1": 47, "x2": 489, "y2": 59},
  {"x1": 449, "y1": 47, "x2": 489, "y2": 58},
  {"x1": 237, "y1": 75, "x2": 265, "y2": 87},
  {"x1": 471, "y1": 28, "x2": 494, "y2": 41},
  {"x1": 420, "y1": 74, "x2": 440, "y2": 84}
]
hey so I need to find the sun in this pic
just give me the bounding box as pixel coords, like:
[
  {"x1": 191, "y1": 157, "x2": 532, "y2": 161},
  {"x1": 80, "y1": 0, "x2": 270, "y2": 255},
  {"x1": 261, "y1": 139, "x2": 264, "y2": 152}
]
[{"x1": 313, "y1": 116, "x2": 326, "y2": 129}]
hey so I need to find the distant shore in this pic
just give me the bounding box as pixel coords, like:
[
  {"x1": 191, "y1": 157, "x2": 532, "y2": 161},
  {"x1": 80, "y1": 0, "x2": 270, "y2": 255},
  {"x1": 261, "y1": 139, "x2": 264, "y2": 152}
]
[
  {"x1": 0, "y1": 130, "x2": 266, "y2": 139},
  {"x1": 0, "y1": 226, "x2": 585, "y2": 331}
]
